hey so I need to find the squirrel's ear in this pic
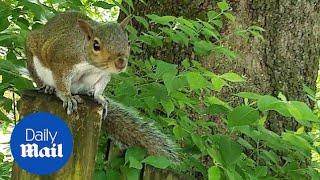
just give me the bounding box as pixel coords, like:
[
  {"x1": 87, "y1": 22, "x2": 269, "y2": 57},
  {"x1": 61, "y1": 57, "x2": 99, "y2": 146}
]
[
  {"x1": 78, "y1": 19, "x2": 93, "y2": 40},
  {"x1": 119, "y1": 15, "x2": 132, "y2": 29}
]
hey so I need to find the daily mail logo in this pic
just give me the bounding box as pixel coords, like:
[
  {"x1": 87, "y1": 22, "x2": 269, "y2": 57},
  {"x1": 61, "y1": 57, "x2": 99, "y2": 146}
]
[
  {"x1": 20, "y1": 129, "x2": 63, "y2": 158},
  {"x1": 10, "y1": 112, "x2": 73, "y2": 175}
]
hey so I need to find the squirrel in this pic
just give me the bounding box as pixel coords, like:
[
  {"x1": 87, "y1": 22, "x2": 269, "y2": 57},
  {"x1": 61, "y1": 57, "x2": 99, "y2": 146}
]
[
  {"x1": 25, "y1": 11, "x2": 131, "y2": 117},
  {"x1": 24, "y1": 11, "x2": 181, "y2": 162}
]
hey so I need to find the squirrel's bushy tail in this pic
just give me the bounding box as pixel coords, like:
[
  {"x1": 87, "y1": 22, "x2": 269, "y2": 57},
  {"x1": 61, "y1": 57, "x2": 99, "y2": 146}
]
[{"x1": 104, "y1": 99, "x2": 180, "y2": 162}]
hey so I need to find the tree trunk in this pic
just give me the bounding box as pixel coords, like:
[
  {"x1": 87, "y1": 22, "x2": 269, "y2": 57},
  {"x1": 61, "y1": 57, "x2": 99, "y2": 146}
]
[
  {"x1": 210, "y1": 0, "x2": 320, "y2": 132},
  {"x1": 127, "y1": 0, "x2": 320, "y2": 132}
]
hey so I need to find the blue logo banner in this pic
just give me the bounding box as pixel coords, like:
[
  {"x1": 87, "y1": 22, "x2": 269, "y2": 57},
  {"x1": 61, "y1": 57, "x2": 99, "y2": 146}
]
[{"x1": 10, "y1": 112, "x2": 73, "y2": 175}]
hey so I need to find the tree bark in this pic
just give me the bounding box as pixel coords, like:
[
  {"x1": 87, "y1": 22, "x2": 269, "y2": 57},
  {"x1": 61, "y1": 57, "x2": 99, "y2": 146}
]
[
  {"x1": 127, "y1": 0, "x2": 320, "y2": 132},
  {"x1": 210, "y1": 0, "x2": 320, "y2": 132}
]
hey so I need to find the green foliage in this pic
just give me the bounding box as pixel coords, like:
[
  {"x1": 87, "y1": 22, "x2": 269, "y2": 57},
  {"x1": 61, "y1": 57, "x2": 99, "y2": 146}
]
[
  {"x1": 0, "y1": 0, "x2": 319, "y2": 179},
  {"x1": 0, "y1": 153, "x2": 12, "y2": 179},
  {"x1": 142, "y1": 156, "x2": 171, "y2": 169},
  {"x1": 227, "y1": 106, "x2": 259, "y2": 127}
]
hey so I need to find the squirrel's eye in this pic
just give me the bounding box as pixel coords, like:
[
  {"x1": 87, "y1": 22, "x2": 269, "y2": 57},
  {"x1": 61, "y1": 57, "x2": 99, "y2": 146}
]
[{"x1": 93, "y1": 40, "x2": 100, "y2": 51}]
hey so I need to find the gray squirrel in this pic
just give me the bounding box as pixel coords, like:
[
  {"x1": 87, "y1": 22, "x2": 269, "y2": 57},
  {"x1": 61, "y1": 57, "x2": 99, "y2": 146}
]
[
  {"x1": 24, "y1": 11, "x2": 180, "y2": 162},
  {"x1": 25, "y1": 11, "x2": 130, "y2": 117}
]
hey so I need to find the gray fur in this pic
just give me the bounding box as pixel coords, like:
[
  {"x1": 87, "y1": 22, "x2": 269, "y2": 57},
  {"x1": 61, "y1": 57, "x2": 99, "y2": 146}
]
[{"x1": 105, "y1": 98, "x2": 181, "y2": 162}]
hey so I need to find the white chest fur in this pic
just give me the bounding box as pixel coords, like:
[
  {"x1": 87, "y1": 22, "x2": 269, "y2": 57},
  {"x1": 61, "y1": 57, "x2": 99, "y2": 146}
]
[
  {"x1": 32, "y1": 56, "x2": 111, "y2": 95},
  {"x1": 70, "y1": 62, "x2": 111, "y2": 95}
]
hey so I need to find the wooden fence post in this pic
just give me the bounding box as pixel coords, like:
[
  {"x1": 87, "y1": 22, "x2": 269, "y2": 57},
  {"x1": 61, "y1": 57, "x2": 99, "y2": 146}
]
[
  {"x1": 11, "y1": 91, "x2": 190, "y2": 180},
  {"x1": 11, "y1": 91, "x2": 102, "y2": 180}
]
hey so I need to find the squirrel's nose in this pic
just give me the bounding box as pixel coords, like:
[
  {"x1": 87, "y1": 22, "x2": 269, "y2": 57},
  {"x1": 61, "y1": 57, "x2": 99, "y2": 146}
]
[{"x1": 115, "y1": 58, "x2": 127, "y2": 70}]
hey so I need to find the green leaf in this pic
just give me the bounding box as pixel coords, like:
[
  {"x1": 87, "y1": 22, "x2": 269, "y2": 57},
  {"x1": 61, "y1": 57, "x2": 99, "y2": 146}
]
[
  {"x1": 0, "y1": 18, "x2": 9, "y2": 32},
  {"x1": 249, "y1": 30, "x2": 264, "y2": 40},
  {"x1": 220, "y1": 72, "x2": 245, "y2": 82},
  {"x1": 201, "y1": 27, "x2": 220, "y2": 40},
  {"x1": 134, "y1": 16, "x2": 149, "y2": 29},
  {"x1": 16, "y1": 17, "x2": 30, "y2": 30},
  {"x1": 227, "y1": 106, "x2": 259, "y2": 127},
  {"x1": 94, "y1": 170, "x2": 107, "y2": 180},
  {"x1": 22, "y1": 1, "x2": 46, "y2": 20},
  {"x1": 303, "y1": 84, "x2": 315, "y2": 101},
  {"x1": 124, "y1": 0, "x2": 134, "y2": 9},
  {"x1": 207, "y1": 10, "x2": 220, "y2": 21},
  {"x1": 139, "y1": 33, "x2": 163, "y2": 47},
  {"x1": 173, "y1": 125, "x2": 188, "y2": 140},
  {"x1": 257, "y1": 95, "x2": 279, "y2": 111},
  {"x1": 258, "y1": 127, "x2": 284, "y2": 150},
  {"x1": 187, "y1": 156, "x2": 208, "y2": 176},
  {"x1": 142, "y1": 83, "x2": 168, "y2": 105},
  {"x1": 109, "y1": 157, "x2": 125, "y2": 169},
  {"x1": 0, "y1": 34, "x2": 15, "y2": 42},
  {"x1": 201, "y1": 21, "x2": 219, "y2": 38},
  {"x1": 125, "y1": 147, "x2": 146, "y2": 162},
  {"x1": 207, "y1": 148, "x2": 223, "y2": 165},
  {"x1": 208, "y1": 166, "x2": 221, "y2": 180},
  {"x1": 156, "y1": 60, "x2": 177, "y2": 78},
  {"x1": 194, "y1": 41, "x2": 214, "y2": 55},
  {"x1": 217, "y1": 1, "x2": 230, "y2": 11},
  {"x1": 146, "y1": 14, "x2": 175, "y2": 25},
  {"x1": 105, "y1": 169, "x2": 121, "y2": 180},
  {"x1": 237, "y1": 137, "x2": 254, "y2": 150},
  {"x1": 142, "y1": 156, "x2": 171, "y2": 169},
  {"x1": 0, "y1": 111, "x2": 11, "y2": 123},
  {"x1": 186, "y1": 72, "x2": 208, "y2": 90},
  {"x1": 121, "y1": 166, "x2": 140, "y2": 180},
  {"x1": 163, "y1": 74, "x2": 185, "y2": 94},
  {"x1": 0, "y1": 1, "x2": 11, "y2": 18},
  {"x1": 223, "y1": 12, "x2": 236, "y2": 22},
  {"x1": 235, "y1": 92, "x2": 262, "y2": 100},
  {"x1": 191, "y1": 134, "x2": 206, "y2": 153},
  {"x1": 128, "y1": 156, "x2": 143, "y2": 169},
  {"x1": 226, "y1": 169, "x2": 243, "y2": 180},
  {"x1": 248, "y1": 25, "x2": 265, "y2": 32},
  {"x1": 211, "y1": 135, "x2": 242, "y2": 166},
  {"x1": 161, "y1": 99, "x2": 174, "y2": 116},
  {"x1": 181, "y1": 59, "x2": 190, "y2": 68},
  {"x1": 176, "y1": 24, "x2": 197, "y2": 38},
  {"x1": 176, "y1": 18, "x2": 196, "y2": 30},
  {"x1": 92, "y1": 1, "x2": 115, "y2": 9},
  {"x1": 255, "y1": 166, "x2": 268, "y2": 177},
  {"x1": 257, "y1": 95, "x2": 291, "y2": 117},
  {"x1": 260, "y1": 150, "x2": 279, "y2": 164},
  {"x1": 111, "y1": 0, "x2": 129, "y2": 15},
  {"x1": 287, "y1": 101, "x2": 318, "y2": 123},
  {"x1": 172, "y1": 31, "x2": 189, "y2": 46},
  {"x1": 11, "y1": 77, "x2": 34, "y2": 91},
  {"x1": 282, "y1": 132, "x2": 312, "y2": 152},
  {"x1": 213, "y1": 46, "x2": 237, "y2": 59},
  {"x1": 211, "y1": 75, "x2": 226, "y2": 92},
  {"x1": 212, "y1": 20, "x2": 223, "y2": 29},
  {"x1": 207, "y1": 96, "x2": 232, "y2": 111}
]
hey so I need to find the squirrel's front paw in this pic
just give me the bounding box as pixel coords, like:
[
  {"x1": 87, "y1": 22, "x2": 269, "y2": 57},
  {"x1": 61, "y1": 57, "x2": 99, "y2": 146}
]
[
  {"x1": 38, "y1": 85, "x2": 55, "y2": 94},
  {"x1": 86, "y1": 90, "x2": 94, "y2": 97},
  {"x1": 61, "y1": 95, "x2": 82, "y2": 115},
  {"x1": 94, "y1": 95, "x2": 108, "y2": 120}
]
